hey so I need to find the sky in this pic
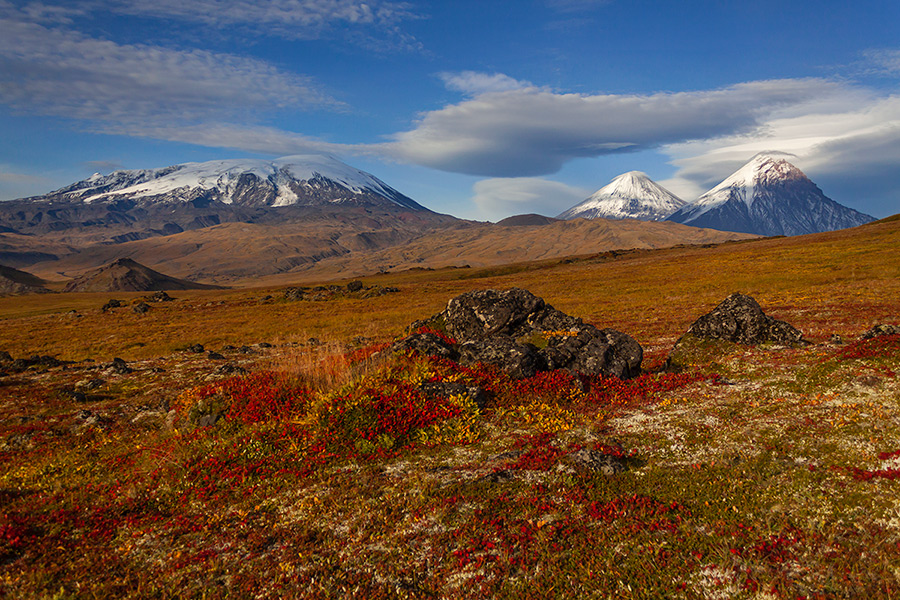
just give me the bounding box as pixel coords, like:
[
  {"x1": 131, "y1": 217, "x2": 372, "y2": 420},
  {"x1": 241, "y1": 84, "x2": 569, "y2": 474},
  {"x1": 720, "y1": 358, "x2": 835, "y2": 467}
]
[{"x1": 1, "y1": 0, "x2": 899, "y2": 222}]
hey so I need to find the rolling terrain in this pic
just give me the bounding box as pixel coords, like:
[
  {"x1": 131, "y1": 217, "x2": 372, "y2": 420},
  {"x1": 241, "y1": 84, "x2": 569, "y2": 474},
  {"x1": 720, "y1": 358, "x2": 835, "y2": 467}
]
[{"x1": 0, "y1": 214, "x2": 897, "y2": 599}]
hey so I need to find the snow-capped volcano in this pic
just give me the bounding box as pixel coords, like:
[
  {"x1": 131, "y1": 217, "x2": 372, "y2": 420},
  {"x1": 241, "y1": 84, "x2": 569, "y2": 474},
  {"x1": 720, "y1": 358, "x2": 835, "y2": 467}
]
[
  {"x1": 666, "y1": 153, "x2": 874, "y2": 236},
  {"x1": 35, "y1": 154, "x2": 425, "y2": 211},
  {"x1": 557, "y1": 171, "x2": 686, "y2": 221}
]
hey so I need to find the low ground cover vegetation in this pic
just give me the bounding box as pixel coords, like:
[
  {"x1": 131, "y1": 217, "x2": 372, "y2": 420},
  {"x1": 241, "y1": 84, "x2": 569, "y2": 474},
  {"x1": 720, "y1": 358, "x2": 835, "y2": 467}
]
[{"x1": 2, "y1": 222, "x2": 899, "y2": 598}]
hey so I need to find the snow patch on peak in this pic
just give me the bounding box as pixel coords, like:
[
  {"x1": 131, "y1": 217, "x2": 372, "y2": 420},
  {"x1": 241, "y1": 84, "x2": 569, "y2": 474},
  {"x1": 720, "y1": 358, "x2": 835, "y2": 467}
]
[
  {"x1": 557, "y1": 171, "x2": 685, "y2": 221},
  {"x1": 64, "y1": 154, "x2": 419, "y2": 209},
  {"x1": 684, "y1": 152, "x2": 807, "y2": 218}
]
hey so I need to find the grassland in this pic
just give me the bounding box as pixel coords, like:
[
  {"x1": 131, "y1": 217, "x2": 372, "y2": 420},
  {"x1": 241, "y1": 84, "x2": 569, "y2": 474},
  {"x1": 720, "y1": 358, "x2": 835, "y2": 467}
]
[{"x1": 1, "y1": 218, "x2": 899, "y2": 599}]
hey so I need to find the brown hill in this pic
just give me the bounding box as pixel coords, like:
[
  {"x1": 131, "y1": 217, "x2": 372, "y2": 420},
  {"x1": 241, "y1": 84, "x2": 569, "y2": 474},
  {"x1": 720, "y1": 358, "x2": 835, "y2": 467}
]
[
  {"x1": 495, "y1": 214, "x2": 560, "y2": 226},
  {"x1": 0, "y1": 264, "x2": 50, "y2": 296},
  {"x1": 62, "y1": 258, "x2": 223, "y2": 292},
  {"x1": 25, "y1": 216, "x2": 756, "y2": 286}
]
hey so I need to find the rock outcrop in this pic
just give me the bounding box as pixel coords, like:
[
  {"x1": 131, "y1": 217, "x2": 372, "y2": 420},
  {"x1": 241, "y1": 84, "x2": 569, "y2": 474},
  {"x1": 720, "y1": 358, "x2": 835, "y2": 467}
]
[
  {"x1": 666, "y1": 293, "x2": 806, "y2": 371},
  {"x1": 682, "y1": 293, "x2": 805, "y2": 346},
  {"x1": 397, "y1": 288, "x2": 643, "y2": 379}
]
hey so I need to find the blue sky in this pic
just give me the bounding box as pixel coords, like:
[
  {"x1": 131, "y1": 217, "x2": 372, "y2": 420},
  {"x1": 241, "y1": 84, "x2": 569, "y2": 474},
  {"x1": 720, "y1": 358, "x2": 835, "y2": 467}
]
[{"x1": 1, "y1": 0, "x2": 899, "y2": 221}]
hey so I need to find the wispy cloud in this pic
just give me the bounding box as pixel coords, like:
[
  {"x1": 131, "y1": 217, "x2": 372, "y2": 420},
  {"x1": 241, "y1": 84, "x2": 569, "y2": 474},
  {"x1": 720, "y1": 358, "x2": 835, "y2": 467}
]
[
  {"x1": 858, "y1": 48, "x2": 900, "y2": 77},
  {"x1": 0, "y1": 16, "x2": 339, "y2": 127},
  {"x1": 108, "y1": 123, "x2": 351, "y2": 157},
  {"x1": 471, "y1": 178, "x2": 589, "y2": 221},
  {"x1": 439, "y1": 71, "x2": 533, "y2": 95},
  {"x1": 383, "y1": 78, "x2": 850, "y2": 176},
  {"x1": 5, "y1": 0, "x2": 424, "y2": 48}
]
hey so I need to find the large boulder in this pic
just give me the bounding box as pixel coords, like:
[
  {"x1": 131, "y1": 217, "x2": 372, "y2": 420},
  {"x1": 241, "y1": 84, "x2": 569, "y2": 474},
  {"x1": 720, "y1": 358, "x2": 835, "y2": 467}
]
[
  {"x1": 398, "y1": 288, "x2": 642, "y2": 379},
  {"x1": 443, "y1": 288, "x2": 545, "y2": 340},
  {"x1": 683, "y1": 293, "x2": 805, "y2": 346}
]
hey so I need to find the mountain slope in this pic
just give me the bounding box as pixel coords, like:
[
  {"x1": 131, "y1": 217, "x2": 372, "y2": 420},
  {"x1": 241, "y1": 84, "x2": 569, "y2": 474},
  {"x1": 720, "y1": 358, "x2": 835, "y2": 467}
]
[
  {"x1": 0, "y1": 155, "x2": 454, "y2": 269},
  {"x1": 62, "y1": 258, "x2": 222, "y2": 292},
  {"x1": 666, "y1": 153, "x2": 874, "y2": 236},
  {"x1": 0, "y1": 264, "x2": 49, "y2": 296},
  {"x1": 558, "y1": 171, "x2": 686, "y2": 221}
]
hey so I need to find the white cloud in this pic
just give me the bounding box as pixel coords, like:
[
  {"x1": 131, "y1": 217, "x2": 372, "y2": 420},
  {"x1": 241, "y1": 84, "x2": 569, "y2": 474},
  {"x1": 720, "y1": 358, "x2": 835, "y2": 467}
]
[
  {"x1": 658, "y1": 94, "x2": 900, "y2": 215},
  {"x1": 471, "y1": 178, "x2": 589, "y2": 221},
  {"x1": 439, "y1": 71, "x2": 533, "y2": 95},
  {"x1": 383, "y1": 78, "x2": 850, "y2": 177},
  {"x1": 0, "y1": 17, "x2": 338, "y2": 126}
]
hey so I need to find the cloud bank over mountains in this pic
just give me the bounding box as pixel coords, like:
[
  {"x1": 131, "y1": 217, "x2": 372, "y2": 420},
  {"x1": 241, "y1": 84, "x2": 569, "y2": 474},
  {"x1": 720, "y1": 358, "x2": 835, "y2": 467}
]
[{"x1": 0, "y1": 0, "x2": 898, "y2": 219}]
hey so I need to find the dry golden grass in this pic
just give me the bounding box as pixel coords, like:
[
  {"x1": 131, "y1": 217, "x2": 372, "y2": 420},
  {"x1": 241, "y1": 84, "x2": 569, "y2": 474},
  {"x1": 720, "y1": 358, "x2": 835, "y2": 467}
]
[{"x1": 1, "y1": 219, "x2": 897, "y2": 365}]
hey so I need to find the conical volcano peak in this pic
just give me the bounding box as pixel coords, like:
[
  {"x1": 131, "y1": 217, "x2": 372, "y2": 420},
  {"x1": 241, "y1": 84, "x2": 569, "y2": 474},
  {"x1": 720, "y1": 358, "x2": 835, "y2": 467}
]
[
  {"x1": 722, "y1": 152, "x2": 805, "y2": 190},
  {"x1": 666, "y1": 152, "x2": 874, "y2": 236},
  {"x1": 557, "y1": 171, "x2": 685, "y2": 221}
]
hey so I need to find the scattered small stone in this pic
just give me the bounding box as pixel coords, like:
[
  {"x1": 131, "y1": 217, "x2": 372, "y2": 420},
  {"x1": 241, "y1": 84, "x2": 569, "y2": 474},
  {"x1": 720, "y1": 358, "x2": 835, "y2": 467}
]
[
  {"x1": 215, "y1": 363, "x2": 248, "y2": 376},
  {"x1": 829, "y1": 334, "x2": 844, "y2": 344},
  {"x1": 856, "y1": 375, "x2": 883, "y2": 388},
  {"x1": 221, "y1": 345, "x2": 236, "y2": 351},
  {"x1": 257, "y1": 342, "x2": 272, "y2": 348},
  {"x1": 148, "y1": 367, "x2": 166, "y2": 373},
  {"x1": 102, "y1": 299, "x2": 123, "y2": 311},
  {"x1": 480, "y1": 469, "x2": 514, "y2": 483},
  {"x1": 861, "y1": 324, "x2": 900, "y2": 339},
  {"x1": 258, "y1": 295, "x2": 273, "y2": 303},
  {"x1": 419, "y1": 380, "x2": 488, "y2": 410},
  {"x1": 110, "y1": 357, "x2": 132, "y2": 374},
  {"x1": 67, "y1": 310, "x2": 82, "y2": 319},
  {"x1": 197, "y1": 413, "x2": 221, "y2": 427},
  {"x1": 570, "y1": 448, "x2": 628, "y2": 476},
  {"x1": 132, "y1": 302, "x2": 150, "y2": 314},
  {"x1": 238, "y1": 345, "x2": 254, "y2": 354},
  {"x1": 207, "y1": 351, "x2": 225, "y2": 360},
  {"x1": 351, "y1": 335, "x2": 373, "y2": 346},
  {"x1": 306, "y1": 338, "x2": 321, "y2": 346},
  {"x1": 145, "y1": 291, "x2": 174, "y2": 302},
  {"x1": 187, "y1": 344, "x2": 205, "y2": 353}
]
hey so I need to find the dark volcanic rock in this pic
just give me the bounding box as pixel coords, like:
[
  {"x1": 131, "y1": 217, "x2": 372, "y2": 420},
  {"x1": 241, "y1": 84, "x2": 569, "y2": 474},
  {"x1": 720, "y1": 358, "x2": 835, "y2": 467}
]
[
  {"x1": 398, "y1": 288, "x2": 643, "y2": 379},
  {"x1": 145, "y1": 291, "x2": 174, "y2": 302},
  {"x1": 570, "y1": 448, "x2": 628, "y2": 475},
  {"x1": 429, "y1": 288, "x2": 643, "y2": 379},
  {"x1": 419, "y1": 381, "x2": 488, "y2": 410},
  {"x1": 459, "y1": 336, "x2": 544, "y2": 379},
  {"x1": 187, "y1": 344, "x2": 205, "y2": 353},
  {"x1": 393, "y1": 333, "x2": 459, "y2": 360},
  {"x1": 443, "y1": 288, "x2": 545, "y2": 340},
  {"x1": 132, "y1": 302, "x2": 150, "y2": 314},
  {"x1": 102, "y1": 299, "x2": 123, "y2": 311},
  {"x1": 861, "y1": 324, "x2": 900, "y2": 339},
  {"x1": 346, "y1": 280, "x2": 364, "y2": 292},
  {"x1": 683, "y1": 293, "x2": 805, "y2": 346}
]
